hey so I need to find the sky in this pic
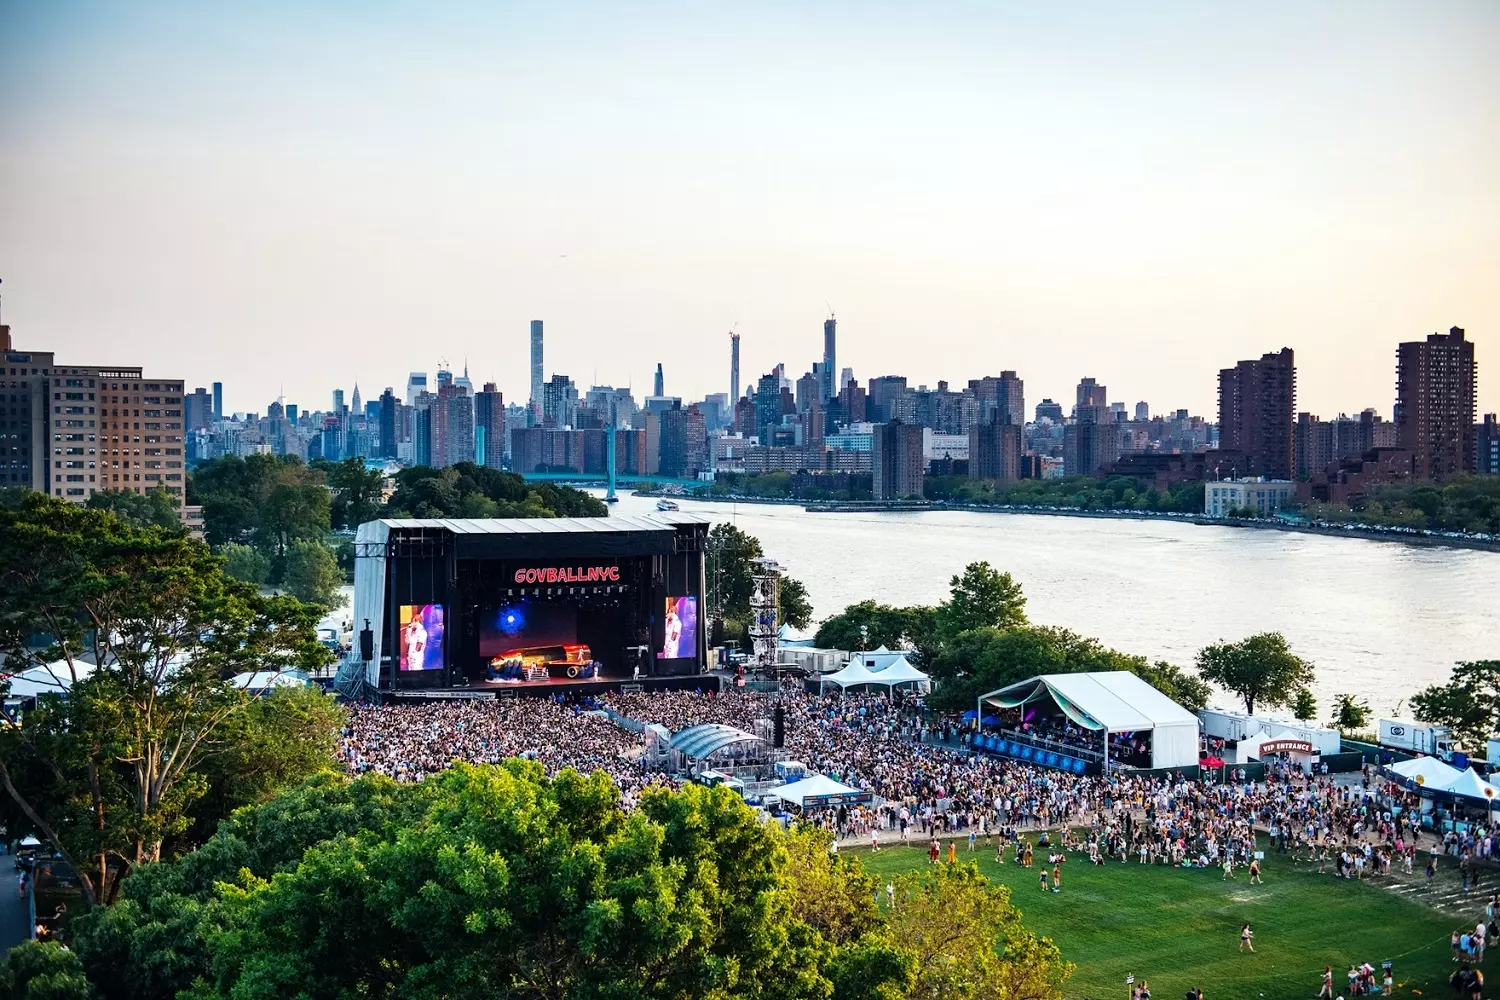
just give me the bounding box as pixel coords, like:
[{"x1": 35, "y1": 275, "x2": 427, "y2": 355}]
[{"x1": 1, "y1": 1, "x2": 1496, "y2": 419}]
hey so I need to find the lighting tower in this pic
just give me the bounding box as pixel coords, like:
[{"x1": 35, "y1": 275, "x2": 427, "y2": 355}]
[{"x1": 748, "y1": 556, "x2": 784, "y2": 672}]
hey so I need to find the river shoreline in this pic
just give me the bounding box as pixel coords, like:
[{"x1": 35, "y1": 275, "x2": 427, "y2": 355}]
[{"x1": 637, "y1": 491, "x2": 1500, "y2": 553}]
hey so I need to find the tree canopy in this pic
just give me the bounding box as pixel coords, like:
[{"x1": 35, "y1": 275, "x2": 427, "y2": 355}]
[
  {"x1": 385, "y1": 463, "x2": 607, "y2": 519},
  {"x1": 0, "y1": 492, "x2": 341, "y2": 904},
  {"x1": 935, "y1": 562, "x2": 1027, "y2": 641},
  {"x1": 1193, "y1": 632, "x2": 1314, "y2": 717},
  {"x1": 84, "y1": 487, "x2": 185, "y2": 535},
  {"x1": 706, "y1": 523, "x2": 814, "y2": 639},
  {"x1": 66, "y1": 764, "x2": 1069, "y2": 1000}
]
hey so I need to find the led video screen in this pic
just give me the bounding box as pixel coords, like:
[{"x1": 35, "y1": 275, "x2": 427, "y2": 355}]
[
  {"x1": 398, "y1": 604, "x2": 445, "y2": 671},
  {"x1": 659, "y1": 596, "x2": 698, "y2": 660},
  {"x1": 479, "y1": 600, "x2": 578, "y2": 657}
]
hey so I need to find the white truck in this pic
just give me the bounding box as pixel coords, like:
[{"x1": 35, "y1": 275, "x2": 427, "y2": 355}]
[{"x1": 1378, "y1": 719, "x2": 1454, "y2": 760}]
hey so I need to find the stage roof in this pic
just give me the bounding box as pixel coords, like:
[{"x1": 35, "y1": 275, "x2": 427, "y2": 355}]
[
  {"x1": 669, "y1": 724, "x2": 766, "y2": 760},
  {"x1": 371, "y1": 512, "x2": 710, "y2": 535}
]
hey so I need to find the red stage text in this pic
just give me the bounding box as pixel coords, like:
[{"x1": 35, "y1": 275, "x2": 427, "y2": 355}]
[{"x1": 513, "y1": 565, "x2": 621, "y2": 585}]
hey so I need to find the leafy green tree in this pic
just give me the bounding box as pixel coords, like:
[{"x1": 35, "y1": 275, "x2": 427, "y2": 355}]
[
  {"x1": 385, "y1": 463, "x2": 605, "y2": 520},
  {"x1": 936, "y1": 562, "x2": 1027, "y2": 640},
  {"x1": 1292, "y1": 687, "x2": 1318, "y2": 722},
  {"x1": 814, "y1": 601, "x2": 938, "y2": 654},
  {"x1": 1193, "y1": 632, "x2": 1314, "y2": 717},
  {"x1": 85, "y1": 487, "x2": 184, "y2": 534},
  {"x1": 0, "y1": 941, "x2": 95, "y2": 1000},
  {"x1": 779, "y1": 576, "x2": 814, "y2": 632},
  {"x1": 884, "y1": 862, "x2": 1070, "y2": 1000},
  {"x1": 190, "y1": 455, "x2": 330, "y2": 552},
  {"x1": 280, "y1": 538, "x2": 344, "y2": 607},
  {"x1": 1411, "y1": 660, "x2": 1500, "y2": 751},
  {"x1": 0, "y1": 493, "x2": 332, "y2": 904},
  {"x1": 1329, "y1": 693, "x2": 1372, "y2": 733},
  {"x1": 319, "y1": 457, "x2": 386, "y2": 529},
  {"x1": 781, "y1": 824, "x2": 881, "y2": 945},
  {"x1": 220, "y1": 542, "x2": 272, "y2": 585},
  {"x1": 1135, "y1": 660, "x2": 1212, "y2": 713}
]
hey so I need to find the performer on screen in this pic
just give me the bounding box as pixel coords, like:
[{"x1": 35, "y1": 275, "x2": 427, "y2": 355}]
[
  {"x1": 663, "y1": 605, "x2": 683, "y2": 659},
  {"x1": 404, "y1": 612, "x2": 428, "y2": 667}
]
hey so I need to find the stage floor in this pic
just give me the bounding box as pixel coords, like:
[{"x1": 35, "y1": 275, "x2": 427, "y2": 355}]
[{"x1": 383, "y1": 672, "x2": 721, "y2": 702}]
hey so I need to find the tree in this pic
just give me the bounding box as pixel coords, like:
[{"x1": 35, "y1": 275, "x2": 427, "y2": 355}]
[
  {"x1": 781, "y1": 825, "x2": 881, "y2": 945},
  {"x1": 220, "y1": 542, "x2": 272, "y2": 585},
  {"x1": 1329, "y1": 693, "x2": 1371, "y2": 734},
  {"x1": 1411, "y1": 661, "x2": 1500, "y2": 751},
  {"x1": 883, "y1": 862, "x2": 1070, "y2": 1000},
  {"x1": 779, "y1": 576, "x2": 813, "y2": 632},
  {"x1": 0, "y1": 493, "x2": 332, "y2": 905},
  {"x1": 86, "y1": 487, "x2": 184, "y2": 534},
  {"x1": 936, "y1": 562, "x2": 1027, "y2": 640},
  {"x1": 190, "y1": 455, "x2": 330, "y2": 552},
  {"x1": 0, "y1": 941, "x2": 95, "y2": 1000},
  {"x1": 814, "y1": 601, "x2": 937, "y2": 655},
  {"x1": 279, "y1": 538, "x2": 344, "y2": 607},
  {"x1": 320, "y1": 457, "x2": 386, "y2": 530},
  {"x1": 1135, "y1": 660, "x2": 1212, "y2": 713},
  {"x1": 385, "y1": 464, "x2": 605, "y2": 520},
  {"x1": 1193, "y1": 632, "x2": 1314, "y2": 716},
  {"x1": 1292, "y1": 687, "x2": 1318, "y2": 722}
]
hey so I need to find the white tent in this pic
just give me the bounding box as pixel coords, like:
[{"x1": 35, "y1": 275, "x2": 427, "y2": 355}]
[
  {"x1": 819, "y1": 660, "x2": 882, "y2": 689},
  {"x1": 820, "y1": 657, "x2": 929, "y2": 691},
  {"x1": 872, "y1": 657, "x2": 930, "y2": 691},
  {"x1": 1232, "y1": 730, "x2": 1277, "y2": 762},
  {"x1": 1443, "y1": 767, "x2": 1497, "y2": 804},
  {"x1": 1389, "y1": 755, "x2": 1462, "y2": 791},
  {"x1": 230, "y1": 671, "x2": 307, "y2": 692},
  {"x1": 770, "y1": 774, "x2": 863, "y2": 808},
  {"x1": 849, "y1": 648, "x2": 913, "y2": 672},
  {"x1": 978, "y1": 671, "x2": 1202, "y2": 770}
]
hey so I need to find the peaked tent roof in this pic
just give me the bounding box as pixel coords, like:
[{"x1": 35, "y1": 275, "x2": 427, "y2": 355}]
[
  {"x1": 1389, "y1": 755, "x2": 1462, "y2": 790},
  {"x1": 980, "y1": 671, "x2": 1199, "y2": 733},
  {"x1": 875, "y1": 657, "x2": 930, "y2": 685},
  {"x1": 1446, "y1": 767, "x2": 1499, "y2": 803},
  {"x1": 770, "y1": 774, "x2": 862, "y2": 808},
  {"x1": 820, "y1": 660, "x2": 883, "y2": 687}
]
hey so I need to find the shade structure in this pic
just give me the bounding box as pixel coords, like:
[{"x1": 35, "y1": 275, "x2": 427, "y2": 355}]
[
  {"x1": 978, "y1": 671, "x2": 1201, "y2": 770},
  {"x1": 2, "y1": 660, "x2": 96, "y2": 699},
  {"x1": 1445, "y1": 767, "x2": 1499, "y2": 803},
  {"x1": 669, "y1": 724, "x2": 765, "y2": 761},
  {"x1": 769, "y1": 774, "x2": 866, "y2": 808},
  {"x1": 821, "y1": 656, "x2": 929, "y2": 691},
  {"x1": 1388, "y1": 755, "x2": 1462, "y2": 791},
  {"x1": 230, "y1": 670, "x2": 308, "y2": 692}
]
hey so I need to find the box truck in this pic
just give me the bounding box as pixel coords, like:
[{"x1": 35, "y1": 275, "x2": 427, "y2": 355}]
[{"x1": 1378, "y1": 719, "x2": 1454, "y2": 760}]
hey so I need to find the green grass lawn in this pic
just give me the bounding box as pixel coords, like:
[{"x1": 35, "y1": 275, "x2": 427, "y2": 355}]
[{"x1": 856, "y1": 838, "x2": 1463, "y2": 1000}]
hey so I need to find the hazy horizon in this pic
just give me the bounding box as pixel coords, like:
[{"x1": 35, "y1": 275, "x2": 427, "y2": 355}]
[{"x1": 1, "y1": 1, "x2": 1496, "y2": 418}]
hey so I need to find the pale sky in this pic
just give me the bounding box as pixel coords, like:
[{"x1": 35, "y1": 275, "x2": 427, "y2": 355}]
[{"x1": 1, "y1": 1, "x2": 1496, "y2": 418}]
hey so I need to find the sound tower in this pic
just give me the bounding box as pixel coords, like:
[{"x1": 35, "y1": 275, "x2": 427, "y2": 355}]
[{"x1": 773, "y1": 703, "x2": 785, "y2": 749}]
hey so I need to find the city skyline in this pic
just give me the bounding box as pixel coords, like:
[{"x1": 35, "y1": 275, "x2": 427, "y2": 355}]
[{"x1": 2, "y1": 2, "x2": 1496, "y2": 416}]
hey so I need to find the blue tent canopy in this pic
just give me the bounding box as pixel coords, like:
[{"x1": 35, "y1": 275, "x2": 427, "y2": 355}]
[
  {"x1": 981, "y1": 715, "x2": 1001, "y2": 725},
  {"x1": 961, "y1": 710, "x2": 978, "y2": 721}
]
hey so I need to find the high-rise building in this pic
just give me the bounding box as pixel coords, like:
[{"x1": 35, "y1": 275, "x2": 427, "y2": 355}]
[
  {"x1": 430, "y1": 383, "x2": 474, "y2": 468},
  {"x1": 1476, "y1": 414, "x2": 1500, "y2": 475},
  {"x1": 1397, "y1": 326, "x2": 1477, "y2": 480},
  {"x1": 332, "y1": 388, "x2": 345, "y2": 414},
  {"x1": 866, "y1": 376, "x2": 908, "y2": 423},
  {"x1": 1076, "y1": 377, "x2": 1107, "y2": 412},
  {"x1": 795, "y1": 370, "x2": 820, "y2": 412},
  {"x1": 653, "y1": 363, "x2": 664, "y2": 398},
  {"x1": 822, "y1": 316, "x2": 837, "y2": 401},
  {"x1": 378, "y1": 388, "x2": 397, "y2": 458},
  {"x1": 211, "y1": 381, "x2": 223, "y2": 421},
  {"x1": 754, "y1": 373, "x2": 782, "y2": 444},
  {"x1": 1134, "y1": 401, "x2": 1150, "y2": 422},
  {"x1": 968, "y1": 372, "x2": 1024, "y2": 426},
  {"x1": 872, "y1": 420, "x2": 924, "y2": 500},
  {"x1": 285, "y1": 404, "x2": 299, "y2": 424},
  {"x1": 1035, "y1": 399, "x2": 1064, "y2": 423},
  {"x1": 412, "y1": 397, "x2": 433, "y2": 467},
  {"x1": 351, "y1": 383, "x2": 362, "y2": 415},
  {"x1": 541, "y1": 374, "x2": 578, "y2": 428},
  {"x1": 406, "y1": 372, "x2": 428, "y2": 407},
  {"x1": 1218, "y1": 348, "x2": 1296, "y2": 481},
  {"x1": 838, "y1": 379, "x2": 867, "y2": 425},
  {"x1": 184, "y1": 387, "x2": 213, "y2": 431},
  {"x1": 969, "y1": 418, "x2": 1021, "y2": 483},
  {"x1": 475, "y1": 383, "x2": 505, "y2": 468},
  {"x1": 1062, "y1": 410, "x2": 1119, "y2": 476},
  {"x1": 530, "y1": 320, "x2": 545, "y2": 424},
  {"x1": 729, "y1": 332, "x2": 740, "y2": 405}
]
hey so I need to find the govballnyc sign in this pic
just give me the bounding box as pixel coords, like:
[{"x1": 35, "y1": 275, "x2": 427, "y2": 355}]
[{"x1": 513, "y1": 565, "x2": 621, "y2": 584}]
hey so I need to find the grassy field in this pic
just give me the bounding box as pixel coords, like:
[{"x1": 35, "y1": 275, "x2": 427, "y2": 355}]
[{"x1": 856, "y1": 837, "x2": 1465, "y2": 1000}]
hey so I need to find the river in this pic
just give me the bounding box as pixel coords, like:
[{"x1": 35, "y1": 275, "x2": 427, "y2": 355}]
[{"x1": 601, "y1": 492, "x2": 1499, "y2": 717}]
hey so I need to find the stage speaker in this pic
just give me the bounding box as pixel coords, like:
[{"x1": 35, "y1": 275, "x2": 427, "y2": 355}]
[
  {"x1": 359, "y1": 621, "x2": 374, "y2": 662},
  {"x1": 773, "y1": 704, "x2": 785, "y2": 749}
]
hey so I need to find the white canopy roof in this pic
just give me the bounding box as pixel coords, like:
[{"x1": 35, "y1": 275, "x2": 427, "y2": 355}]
[
  {"x1": 820, "y1": 657, "x2": 929, "y2": 689},
  {"x1": 230, "y1": 671, "x2": 307, "y2": 691},
  {"x1": 981, "y1": 671, "x2": 1199, "y2": 733},
  {"x1": 2, "y1": 660, "x2": 96, "y2": 699},
  {"x1": 770, "y1": 774, "x2": 862, "y2": 808},
  {"x1": 819, "y1": 660, "x2": 881, "y2": 688},
  {"x1": 1389, "y1": 755, "x2": 1462, "y2": 790},
  {"x1": 1446, "y1": 767, "x2": 1499, "y2": 803},
  {"x1": 874, "y1": 657, "x2": 930, "y2": 687}
]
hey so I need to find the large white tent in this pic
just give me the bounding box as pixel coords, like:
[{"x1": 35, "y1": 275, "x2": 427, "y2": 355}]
[
  {"x1": 820, "y1": 657, "x2": 930, "y2": 691},
  {"x1": 1445, "y1": 767, "x2": 1499, "y2": 804},
  {"x1": 978, "y1": 671, "x2": 1201, "y2": 770},
  {"x1": 2, "y1": 661, "x2": 96, "y2": 699},
  {"x1": 769, "y1": 774, "x2": 864, "y2": 808},
  {"x1": 1389, "y1": 755, "x2": 1462, "y2": 791}
]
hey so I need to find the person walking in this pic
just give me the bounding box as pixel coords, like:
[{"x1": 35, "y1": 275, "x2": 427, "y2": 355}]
[
  {"x1": 1318, "y1": 964, "x2": 1334, "y2": 999},
  {"x1": 1248, "y1": 858, "x2": 1262, "y2": 884},
  {"x1": 1239, "y1": 923, "x2": 1254, "y2": 953},
  {"x1": 1052, "y1": 863, "x2": 1062, "y2": 893}
]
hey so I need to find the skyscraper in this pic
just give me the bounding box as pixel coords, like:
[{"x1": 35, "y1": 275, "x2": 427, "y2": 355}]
[
  {"x1": 432, "y1": 382, "x2": 474, "y2": 468},
  {"x1": 211, "y1": 381, "x2": 223, "y2": 421},
  {"x1": 968, "y1": 372, "x2": 1024, "y2": 426},
  {"x1": 872, "y1": 420, "x2": 924, "y2": 500},
  {"x1": 1397, "y1": 326, "x2": 1477, "y2": 481},
  {"x1": 1477, "y1": 414, "x2": 1499, "y2": 476},
  {"x1": 351, "y1": 383, "x2": 362, "y2": 415},
  {"x1": 378, "y1": 388, "x2": 397, "y2": 458},
  {"x1": 332, "y1": 388, "x2": 345, "y2": 414},
  {"x1": 729, "y1": 331, "x2": 740, "y2": 403},
  {"x1": 406, "y1": 372, "x2": 428, "y2": 406},
  {"x1": 970, "y1": 418, "x2": 1022, "y2": 483},
  {"x1": 1218, "y1": 348, "x2": 1296, "y2": 480},
  {"x1": 1076, "y1": 377, "x2": 1107, "y2": 412},
  {"x1": 530, "y1": 320, "x2": 545, "y2": 424},
  {"x1": 654, "y1": 362, "x2": 664, "y2": 398},
  {"x1": 754, "y1": 373, "x2": 782, "y2": 444},
  {"x1": 822, "y1": 316, "x2": 837, "y2": 401},
  {"x1": 185, "y1": 387, "x2": 213, "y2": 431},
  {"x1": 475, "y1": 382, "x2": 505, "y2": 468}
]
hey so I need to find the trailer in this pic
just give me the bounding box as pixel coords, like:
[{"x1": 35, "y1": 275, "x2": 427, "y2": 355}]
[
  {"x1": 1197, "y1": 708, "x2": 1256, "y2": 743},
  {"x1": 1378, "y1": 719, "x2": 1454, "y2": 760}
]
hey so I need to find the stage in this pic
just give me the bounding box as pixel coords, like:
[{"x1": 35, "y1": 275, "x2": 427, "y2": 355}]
[{"x1": 380, "y1": 671, "x2": 722, "y2": 703}]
